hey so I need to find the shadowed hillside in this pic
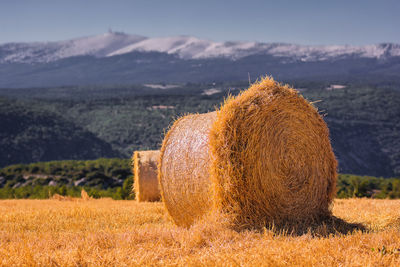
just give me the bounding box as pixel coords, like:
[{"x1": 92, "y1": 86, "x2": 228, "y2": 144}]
[
  {"x1": 0, "y1": 81, "x2": 399, "y2": 177},
  {"x1": 0, "y1": 98, "x2": 120, "y2": 167}
]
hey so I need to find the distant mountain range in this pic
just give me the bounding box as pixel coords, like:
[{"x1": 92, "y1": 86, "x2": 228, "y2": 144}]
[{"x1": 1, "y1": 32, "x2": 400, "y2": 88}]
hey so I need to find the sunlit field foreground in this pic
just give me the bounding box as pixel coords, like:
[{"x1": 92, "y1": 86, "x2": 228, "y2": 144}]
[{"x1": 0, "y1": 199, "x2": 399, "y2": 266}]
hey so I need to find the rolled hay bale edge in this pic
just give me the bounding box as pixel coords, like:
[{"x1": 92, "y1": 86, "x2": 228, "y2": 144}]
[
  {"x1": 132, "y1": 150, "x2": 161, "y2": 202},
  {"x1": 159, "y1": 113, "x2": 217, "y2": 226},
  {"x1": 159, "y1": 77, "x2": 337, "y2": 229}
]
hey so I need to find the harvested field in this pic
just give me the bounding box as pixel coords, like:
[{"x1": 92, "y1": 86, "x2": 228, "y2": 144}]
[{"x1": 0, "y1": 198, "x2": 399, "y2": 266}]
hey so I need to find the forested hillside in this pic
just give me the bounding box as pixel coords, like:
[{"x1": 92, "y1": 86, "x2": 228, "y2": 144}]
[
  {"x1": 0, "y1": 158, "x2": 133, "y2": 199},
  {"x1": 0, "y1": 81, "x2": 399, "y2": 177},
  {"x1": 0, "y1": 97, "x2": 119, "y2": 167},
  {"x1": 307, "y1": 86, "x2": 400, "y2": 177}
]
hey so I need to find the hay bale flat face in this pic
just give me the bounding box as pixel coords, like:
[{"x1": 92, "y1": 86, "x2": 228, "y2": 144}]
[
  {"x1": 159, "y1": 113, "x2": 217, "y2": 227},
  {"x1": 159, "y1": 77, "x2": 337, "y2": 229},
  {"x1": 133, "y1": 150, "x2": 161, "y2": 202},
  {"x1": 210, "y1": 78, "x2": 337, "y2": 228}
]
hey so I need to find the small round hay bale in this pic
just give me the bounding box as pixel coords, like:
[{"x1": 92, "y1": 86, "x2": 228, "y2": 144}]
[
  {"x1": 133, "y1": 150, "x2": 161, "y2": 202},
  {"x1": 81, "y1": 189, "x2": 90, "y2": 201},
  {"x1": 159, "y1": 77, "x2": 337, "y2": 229}
]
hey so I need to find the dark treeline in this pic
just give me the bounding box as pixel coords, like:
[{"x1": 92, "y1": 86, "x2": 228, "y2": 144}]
[
  {"x1": 0, "y1": 158, "x2": 134, "y2": 199},
  {"x1": 1, "y1": 158, "x2": 400, "y2": 199}
]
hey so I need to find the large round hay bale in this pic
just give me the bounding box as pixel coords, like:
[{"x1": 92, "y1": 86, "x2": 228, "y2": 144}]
[
  {"x1": 159, "y1": 77, "x2": 337, "y2": 229},
  {"x1": 133, "y1": 150, "x2": 161, "y2": 202}
]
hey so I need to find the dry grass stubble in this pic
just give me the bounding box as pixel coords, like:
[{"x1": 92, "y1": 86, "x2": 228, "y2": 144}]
[{"x1": 0, "y1": 198, "x2": 399, "y2": 266}]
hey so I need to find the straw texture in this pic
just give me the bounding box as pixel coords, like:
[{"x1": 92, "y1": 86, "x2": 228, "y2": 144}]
[
  {"x1": 159, "y1": 77, "x2": 337, "y2": 229},
  {"x1": 133, "y1": 150, "x2": 161, "y2": 202},
  {"x1": 159, "y1": 113, "x2": 217, "y2": 226}
]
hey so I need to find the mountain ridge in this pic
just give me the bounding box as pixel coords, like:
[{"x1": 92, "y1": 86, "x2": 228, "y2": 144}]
[
  {"x1": 1, "y1": 32, "x2": 400, "y2": 64},
  {"x1": 1, "y1": 32, "x2": 400, "y2": 88}
]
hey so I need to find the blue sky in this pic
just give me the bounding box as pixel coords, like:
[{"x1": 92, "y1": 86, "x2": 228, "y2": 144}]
[{"x1": 1, "y1": 0, "x2": 399, "y2": 45}]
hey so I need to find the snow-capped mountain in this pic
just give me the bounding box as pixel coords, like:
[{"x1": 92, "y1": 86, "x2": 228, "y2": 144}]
[
  {"x1": 1, "y1": 32, "x2": 400, "y2": 88},
  {"x1": 1, "y1": 31, "x2": 400, "y2": 64},
  {"x1": 108, "y1": 37, "x2": 400, "y2": 61},
  {"x1": 0, "y1": 32, "x2": 146, "y2": 63}
]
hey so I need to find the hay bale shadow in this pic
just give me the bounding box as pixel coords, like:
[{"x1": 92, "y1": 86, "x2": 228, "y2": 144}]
[{"x1": 265, "y1": 215, "x2": 366, "y2": 237}]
